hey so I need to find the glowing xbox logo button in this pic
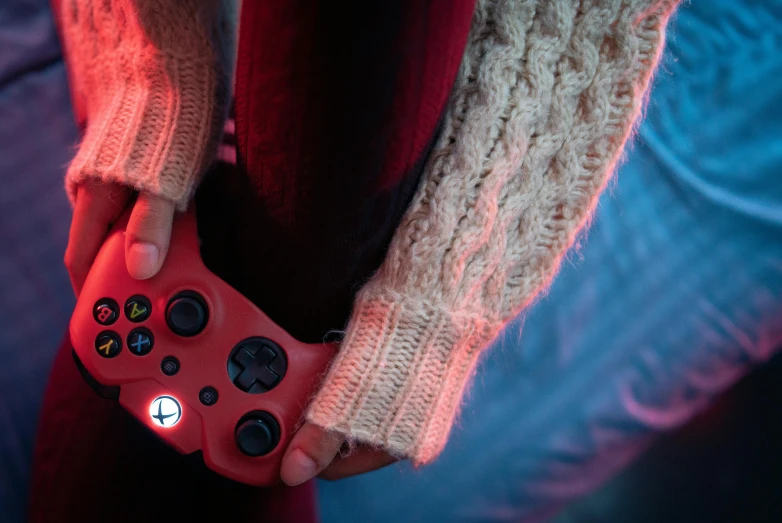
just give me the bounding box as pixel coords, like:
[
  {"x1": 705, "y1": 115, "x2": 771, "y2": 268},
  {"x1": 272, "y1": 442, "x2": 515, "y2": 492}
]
[{"x1": 149, "y1": 395, "x2": 182, "y2": 428}]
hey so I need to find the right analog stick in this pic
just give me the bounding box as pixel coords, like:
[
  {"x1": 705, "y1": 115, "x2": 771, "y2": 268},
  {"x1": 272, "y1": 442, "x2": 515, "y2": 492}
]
[{"x1": 235, "y1": 412, "x2": 280, "y2": 457}]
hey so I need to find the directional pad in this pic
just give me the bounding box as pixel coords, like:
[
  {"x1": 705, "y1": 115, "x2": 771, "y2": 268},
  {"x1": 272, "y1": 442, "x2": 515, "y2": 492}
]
[{"x1": 227, "y1": 338, "x2": 288, "y2": 394}]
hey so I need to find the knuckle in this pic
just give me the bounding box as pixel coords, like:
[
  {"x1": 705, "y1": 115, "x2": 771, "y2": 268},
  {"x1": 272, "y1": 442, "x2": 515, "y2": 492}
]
[
  {"x1": 134, "y1": 201, "x2": 167, "y2": 227},
  {"x1": 292, "y1": 435, "x2": 338, "y2": 472},
  {"x1": 63, "y1": 246, "x2": 78, "y2": 271},
  {"x1": 128, "y1": 197, "x2": 173, "y2": 242},
  {"x1": 304, "y1": 433, "x2": 342, "y2": 464},
  {"x1": 313, "y1": 454, "x2": 334, "y2": 472},
  {"x1": 299, "y1": 447, "x2": 330, "y2": 471}
]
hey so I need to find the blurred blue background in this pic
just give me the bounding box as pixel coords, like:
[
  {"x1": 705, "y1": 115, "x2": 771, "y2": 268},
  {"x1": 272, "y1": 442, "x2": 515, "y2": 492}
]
[{"x1": 2, "y1": 1, "x2": 781, "y2": 522}]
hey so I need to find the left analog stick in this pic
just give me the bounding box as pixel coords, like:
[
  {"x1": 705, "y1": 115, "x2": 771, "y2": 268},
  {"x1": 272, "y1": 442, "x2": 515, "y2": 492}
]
[{"x1": 166, "y1": 293, "x2": 207, "y2": 336}]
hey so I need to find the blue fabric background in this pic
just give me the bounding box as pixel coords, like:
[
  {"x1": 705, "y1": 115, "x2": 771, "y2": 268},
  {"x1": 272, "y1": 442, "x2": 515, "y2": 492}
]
[
  {"x1": 0, "y1": 2, "x2": 76, "y2": 521},
  {"x1": 1, "y1": 1, "x2": 780, "y2": 522}
]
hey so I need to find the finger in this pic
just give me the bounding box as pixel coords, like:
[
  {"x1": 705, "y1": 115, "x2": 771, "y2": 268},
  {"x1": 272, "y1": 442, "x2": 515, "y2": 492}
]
[
  {"x1": 280, "y1": 423, "x2": 343, "y2": 486},
  {"x1": 318, "y1": 446, "x2": 398, "y2": 481},
  {"x1": 64, "y1": 182, "x2": 131, "y2": 295},
  {"x1": 124, "y1": 192, "x2": 176, "y2": 280}
]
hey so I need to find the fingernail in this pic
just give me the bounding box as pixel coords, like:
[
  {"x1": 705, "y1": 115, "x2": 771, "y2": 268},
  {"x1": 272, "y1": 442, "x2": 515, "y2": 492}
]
[
  {"x1": 127, "y1": 242, "x2": 159, "y2": 279},
  {"x1": 283, "y1": 449, "x2": 317, "y2": 486}
]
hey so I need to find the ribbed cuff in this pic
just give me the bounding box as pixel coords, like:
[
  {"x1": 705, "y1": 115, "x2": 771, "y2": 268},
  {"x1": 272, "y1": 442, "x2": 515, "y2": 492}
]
[
  {"x1": 306, "y1": 290, "x2": 498, "y2": 465},
  {"x1": 65, "y1": 55, "x2": 221, "y2": 211}
]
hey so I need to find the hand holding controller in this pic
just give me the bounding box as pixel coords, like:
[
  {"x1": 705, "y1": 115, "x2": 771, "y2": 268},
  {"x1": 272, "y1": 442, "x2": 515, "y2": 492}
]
[{"x1": 69, "y1": 209, "x2": 338, "y2": 486}]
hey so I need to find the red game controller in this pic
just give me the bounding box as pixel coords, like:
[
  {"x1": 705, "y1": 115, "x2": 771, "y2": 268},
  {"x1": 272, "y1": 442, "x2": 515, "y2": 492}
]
[{"x1": 69, "y1": 209, "x2": 338, "y2": 486}]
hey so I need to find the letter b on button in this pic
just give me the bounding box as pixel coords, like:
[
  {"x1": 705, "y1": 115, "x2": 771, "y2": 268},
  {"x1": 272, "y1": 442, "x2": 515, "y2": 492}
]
[{"x1": 93, "y1": 299, "x2": 119, "y2": 326}]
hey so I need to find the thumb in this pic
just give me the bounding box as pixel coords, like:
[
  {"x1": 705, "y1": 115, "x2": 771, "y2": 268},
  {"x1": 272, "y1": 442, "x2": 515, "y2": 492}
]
[
  {"x1": 281, "y1": 423, "x2": 343, "y2": 486},
  {"x1": 125, "y1": 192, "x2": 176, "y2": 280}
]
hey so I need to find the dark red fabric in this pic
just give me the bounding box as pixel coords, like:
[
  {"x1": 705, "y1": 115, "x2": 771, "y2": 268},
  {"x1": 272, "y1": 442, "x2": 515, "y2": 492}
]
[
  {"x1": 212, "y1": 0, "x2": 477, "y2": 342},
  {"x1": 29, "y1": 1, "x2": 475, "y2": 521}
]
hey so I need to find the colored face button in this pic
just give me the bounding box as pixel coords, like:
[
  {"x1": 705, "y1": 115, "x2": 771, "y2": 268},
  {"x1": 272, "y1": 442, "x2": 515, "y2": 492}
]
[
  {"x1": 127, "y1": 328, "x2": 154, "y2": 356},
  {"x1": 95, "y1": 331, "x2": 122, "y2": 358},
  {"x1": 125, "y1": 295, "x2": 151, "y2": 323},
  {"x1": 93, "y1": 298, "x2": 119, "y2": 326}
]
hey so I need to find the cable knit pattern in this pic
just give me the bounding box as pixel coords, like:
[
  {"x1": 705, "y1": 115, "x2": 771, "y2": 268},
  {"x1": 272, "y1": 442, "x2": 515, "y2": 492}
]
[
  {"x1": 306, "y1": 0, "x2": 680, "y2": 464},
  {"x1": 60, "y1": 0, "x2": 237, "y2": 209}
]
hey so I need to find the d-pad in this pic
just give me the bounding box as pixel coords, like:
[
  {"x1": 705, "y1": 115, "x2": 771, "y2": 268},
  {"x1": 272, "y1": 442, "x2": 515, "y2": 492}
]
[{"x1": 227, "y1": 338, "x2": 288, "y2": 394}]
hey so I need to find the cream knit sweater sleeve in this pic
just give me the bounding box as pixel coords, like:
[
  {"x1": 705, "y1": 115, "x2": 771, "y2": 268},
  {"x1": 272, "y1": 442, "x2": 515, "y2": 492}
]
[
  {"x1": 305, "y1": 0, "x2": 680, "y2": 465},
  {"x1": 59, "y1": 0, "x2": 237, "y2": 209}
]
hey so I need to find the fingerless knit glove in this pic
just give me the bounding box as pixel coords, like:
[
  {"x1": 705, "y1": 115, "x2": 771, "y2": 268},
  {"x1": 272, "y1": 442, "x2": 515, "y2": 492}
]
[{"x1": 59, "y1": 0, "x2": 237, "y2": 209}]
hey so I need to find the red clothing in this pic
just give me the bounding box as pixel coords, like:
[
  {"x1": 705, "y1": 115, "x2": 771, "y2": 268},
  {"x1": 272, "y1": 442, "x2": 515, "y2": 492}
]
[
  {"x1": 29, "y1": 1, "x2": 475, "y2": 521},
  {"x1": 201, "y1": 0, "x2": 476, "y2": 343}
]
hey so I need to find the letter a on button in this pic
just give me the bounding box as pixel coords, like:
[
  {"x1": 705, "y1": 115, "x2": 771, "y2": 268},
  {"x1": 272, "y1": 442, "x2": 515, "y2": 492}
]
[{"x1": 130, "y1": 303, "x2": 146, "y2": 320}]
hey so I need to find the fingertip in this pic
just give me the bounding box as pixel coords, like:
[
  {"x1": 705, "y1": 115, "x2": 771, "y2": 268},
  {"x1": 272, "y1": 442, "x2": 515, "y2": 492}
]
[
  {"x1": 281, "y1": 424, "x2": 343, "y2": 486},
  {"x1": 281, "y1": 449, "x2": 318, "y2": 487},
  {"x1": 125, "y1": 242, "x2": 160, "y2": 279}
]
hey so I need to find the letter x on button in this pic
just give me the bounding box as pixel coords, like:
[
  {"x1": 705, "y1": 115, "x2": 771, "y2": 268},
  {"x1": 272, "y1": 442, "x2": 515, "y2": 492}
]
[{"x1": 128, "y1": 328, "x2": 154, "y2": 356}]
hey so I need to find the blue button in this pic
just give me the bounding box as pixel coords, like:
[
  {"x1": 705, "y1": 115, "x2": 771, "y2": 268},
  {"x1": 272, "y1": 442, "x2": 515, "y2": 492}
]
[{"x1": 127, "y1": 328, "x2": 154, "y2": 356}]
